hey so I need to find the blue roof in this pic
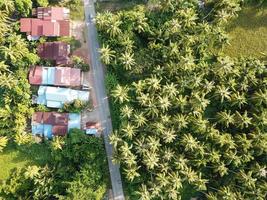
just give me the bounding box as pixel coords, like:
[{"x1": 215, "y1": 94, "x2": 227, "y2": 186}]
[
  {"x1": 68, "y1": 113, "x2": 81, "y2": 130},
  {"x1": 36, "y1": 86, "x2": 89, "y2": 108},
  {"x1": 43, "y1": 124, "x2": 53, "y2": 139},
  {"x1": 86, "y1": 128, "x2": 98, "y2": 135},
  {"x1": 32, "y1": 124, "x2": 44, "y2": 135},
  {"x1": 32, "y1": 124, "x2": 52, "y2": 139},
  {"x1": 42, "y1": 67, "x2": 55, "y2": 85}
]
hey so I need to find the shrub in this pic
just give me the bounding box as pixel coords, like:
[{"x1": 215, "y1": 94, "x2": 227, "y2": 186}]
[
  {"x1": 61, "y1": 99, "x2": 91, "y2": 113},
  {"x1": 37, "y1": 0, "x2": 49, "y2": 7},
  {"x1": 71, "y1": 56, "x2": 90, "y2": 71}
]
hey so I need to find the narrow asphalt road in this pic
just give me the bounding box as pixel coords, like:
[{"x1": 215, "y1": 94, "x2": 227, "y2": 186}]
[{"x1": 83, "y1": 0, "x2": 125, "y2": 200}]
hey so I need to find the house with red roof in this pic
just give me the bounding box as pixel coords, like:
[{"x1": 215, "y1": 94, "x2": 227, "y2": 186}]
[
  {"x1": 20, "y1": 7, "x2": 70, "y2": 40},
  {"x1": 37, "y1": 42, "x2": 70, "y2": 65},
  {"x1": 29, "y1": 66, "x2": 81, "y2": 87},
  {"x1": 32, "y1": 112, "x2": 81, "y2": 138}
]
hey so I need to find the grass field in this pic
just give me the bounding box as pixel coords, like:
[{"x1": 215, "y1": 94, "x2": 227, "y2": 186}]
[
  {"x1": 0, "y1": 143, "x2": 51, "y2": 180},
  {"x1": 96, "y1": 0, "x2": 144, "y2": 12},
  {"x1": 222, "y1": 4, "x2": 267, "y2": 61}
]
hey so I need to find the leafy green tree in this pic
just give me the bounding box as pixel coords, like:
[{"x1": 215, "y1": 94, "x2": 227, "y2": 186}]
[
  {"x1": 14, "y1": 0, "x2": 32, "y2": 17},
  {"x1": 0, "y1": 136, "x2": 8, "y2": 152}
]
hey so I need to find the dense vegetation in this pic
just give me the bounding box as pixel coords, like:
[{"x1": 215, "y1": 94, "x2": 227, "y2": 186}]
[
  {"x1": 0, "y1": 0, "x2": 38, "y2": 145},
  {"x1": 0, "y1": 1, "x2": 109, "y2": 199},
  {"x1": 96, "y1": 0, "x2": 267, "y2": 199},
  {"x1": 0, "y1": 130, "x2": 109, "y2": 199}
]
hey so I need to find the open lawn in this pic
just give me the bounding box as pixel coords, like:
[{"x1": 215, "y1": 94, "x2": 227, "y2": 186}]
[
  {"x1": 222, "y1": 4, "x2": 267, "y2": 61},
  {"x1": 0, "y1": 143, "x2": 51, "y2": 181},
  {"x1": 96, "y1": 0, "x2": 144, "y2": 12}
]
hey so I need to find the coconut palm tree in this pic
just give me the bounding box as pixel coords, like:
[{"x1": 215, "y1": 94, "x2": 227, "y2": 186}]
[
  {"x1": 109, "y1": 131, "x2": 121, "y2": 149},
  {"x1": 136, "y1": 184, "x2": 151, "y2": 200},
  {"x1": 216, "y1": 110, "x2": 235, "y2": 128},
  {"x1": 132, "y1": 80, "x2": 146, "y2": 95},
  {"x1": 112, "y1": 84, "x2": 130, "y2": 103},
  {"x1": 147, "y1": 75, "x2": 161, "y2": 91},
  {"x1": 143, "y1": 151, "x2": 159, "y2": 170},
  {"x1": 107, "y1": 20, "x2": 122, "y2": 38},
  {"x1": 121, "y1": 122, "x2": 136, "y2": 139},
  {"x1": 162, "y1": 128, "x2": 176, "y2": 143},
  {"x1": 124, "y1": 164, "x2": 140, "y2": 181},
  {"x1": 181, "y1": 133, "x2": 199, "y2": 152},
  {"x1": 99, "y1": 44, "x2": 116, "y2": 65},
  {"x1": 120, "y1": 105, "x2": 133, "y2": 119},
  {"x1": 230, "y1": 92, "x2": 247, "y2": 108},
  {"x1": 234, "y1": 111, "x2": 252, "y2": 129},
  {"x1": 51, "y1": 136, "x2": 65, "y2": 150},
  {"x1": 24, "y1": 165, "x2": 40, "y2": 179},
  {"x1": 215, "y1": 85, "x2": 232, "y2": 103},
  {"x1": 119, "y1": 51, "x2": 136, "y2": 70},
  {"x1": 133, "y1": 111, "x2": 147, "y2": 127},
  {"x1": 157, "y1": 95, "x2": 171, "y2": 112},
  {"x1": 176, "y1": 95, "x2": 188, "y2": 112},
  {"x1": 251, "y1": 89, "x2": 267, "y2": 106}
]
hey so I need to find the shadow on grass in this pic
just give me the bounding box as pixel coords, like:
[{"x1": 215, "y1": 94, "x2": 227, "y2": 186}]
[
  {"x1": 227, "y1": 5, "x2": 267, "y2": 31},
  {"x1": 5, "y1": 142, "x2": 51, "y2": 167}
]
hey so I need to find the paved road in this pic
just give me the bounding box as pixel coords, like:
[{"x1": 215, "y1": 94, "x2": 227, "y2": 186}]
[{"x1": 83, "y1": 0, "x2": 125, "y2": 200}]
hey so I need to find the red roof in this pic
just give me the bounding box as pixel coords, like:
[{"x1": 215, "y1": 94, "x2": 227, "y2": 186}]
[
  {"x1": 58, "y1": 20, "x2": 70, "y2": 36},
  {"x1": 55, "y1": 67, "x2": 81, "y2": 86},
  {"x1": 42, "y1": 112, "x2": 69, "y2": 126},
  {"x1": 52, "y1": 125, "x2": 68, "y2": 136},
  {"x1": 32, "y1": 112, "x2": 69, "y2": 136},
  {"x1": 29, "y1": 66, "x2": 42, "y2": 85},
  {"x1": 42, "y1": 20, "x2": 59, "y2": 36},
  {"x1": 34, "y1": 7, "x2": 70, "y2": 21},
  {"x1": 32, "y1": 112, "x2": 44, "y2": 123},
  {"x1": 20, "y1": 18, "x2": 31, "y2": 32},
  {"x1": 20, "y1": 7, "x2": 70, "y2": 37},
  {"x1": 29, "y1": 66, "x2": 81, "y2": 87},
  {"x1": 37, "y1": 42, "x2": 70, "y2": 65},
  {"x1": 86, "y1": 122, "x2": 100, "y2": 129}
]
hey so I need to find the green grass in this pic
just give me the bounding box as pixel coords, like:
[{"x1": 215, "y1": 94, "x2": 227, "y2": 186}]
[
  {"x1": 96, "y1": 0, "x2": 144, "y2": 13},
  {"x1": 0, "y1": 142, "x2": 51, "y2": 181},
  {"x1": 222, "y1": 4, "x2": 267, "y2": 61}
]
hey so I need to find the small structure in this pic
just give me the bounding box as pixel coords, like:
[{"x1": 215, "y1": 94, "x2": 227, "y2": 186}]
[
  {"x1": 37, "y1": 42, "x2": 70, "y2": 65},
  {"x1": 29, "y1": 66, "x2": 81, "y2": 87},
  {"x1": 36, "y1": 86, "x2": 89, "y2": 108},
  {"x1": 31, "y1": 112, "x2": 81, "y2": 138},
  {"x1": 20, "y1": 7, "x2": 70, "y2": 39},
  {"x1": 85, "y1": 122, "x2": 101, "y2": 135}
]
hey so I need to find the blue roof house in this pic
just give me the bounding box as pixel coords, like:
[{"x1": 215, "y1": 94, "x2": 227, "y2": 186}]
[{"x1": 36, "y1": 86, "x2": 89, "y2": 108}]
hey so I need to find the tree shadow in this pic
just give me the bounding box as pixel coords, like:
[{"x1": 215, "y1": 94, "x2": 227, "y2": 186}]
[
  {"x1": 227, "y1": 5, "x2": 267, "y2": 31},
  {"x1": 7, "y1": 142, "x2": 52, "y2": 167}
]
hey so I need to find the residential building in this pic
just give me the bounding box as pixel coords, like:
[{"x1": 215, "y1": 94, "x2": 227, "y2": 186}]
[
  {"x1": 29, "y1": 66, "x2": 81, "y2": 87},
  {"x1": 36, "y1": 86, "x2": 89, "y2": 108},
  {"x1": 37, "y1": 42, "x2": 70, "y2": 65},
  {"x1": 31, "y1": 112, "x2": 81, "y2": 138},
  {"x1": 20, "y1": 7, "x2": 70, "y2": 39},
  {"x1": 85, "y1": 122, "x2": 101, "y2": 135}
]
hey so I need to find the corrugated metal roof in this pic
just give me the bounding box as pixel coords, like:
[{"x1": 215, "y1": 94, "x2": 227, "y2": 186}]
[
  {"x1": 36, "y1": 86, "x2": 89, "y2": 108},
  {"x1": 31, "y1": 112, "x2": 81, "y2": 138},
  {"x1": 53, "y1": 125, "x2": 68, "y2": 136},
  {"x1": 29, "y1": 66, "x2": 42, "y2": 85},
  {"x1": 29, "y1": 66, "x2": 81, "y2": 87},
  {"x1": 68, "y1": 113, "x2": 81, "y2": 130},
  {"x1": 20, "y1": 18, "x2": 31, "y2": 32},
  {"x1": 37, "y1": 42, "x2": 70, "y2": 64}
]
